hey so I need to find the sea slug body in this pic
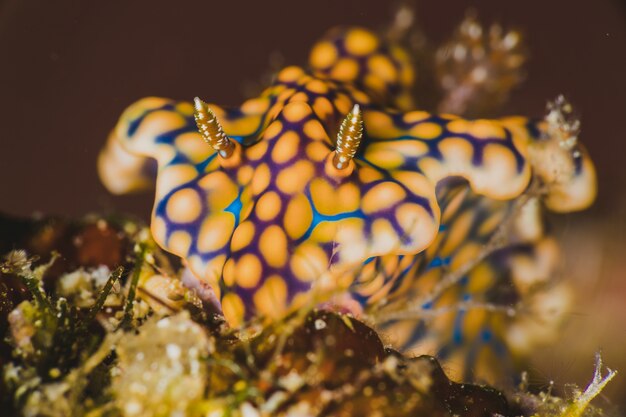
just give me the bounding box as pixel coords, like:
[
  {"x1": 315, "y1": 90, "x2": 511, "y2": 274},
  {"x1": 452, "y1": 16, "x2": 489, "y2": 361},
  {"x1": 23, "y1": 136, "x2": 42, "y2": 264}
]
[{"x1": 98, "y1": 26, "x2": 596, "y2": 379}]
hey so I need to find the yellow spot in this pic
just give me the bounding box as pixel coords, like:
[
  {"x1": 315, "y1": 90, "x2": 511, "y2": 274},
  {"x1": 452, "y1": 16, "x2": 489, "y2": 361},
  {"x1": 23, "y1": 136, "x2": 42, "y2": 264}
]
[
  {"x1": 291, "y1": 243, "x2": 328, "y2": 282},
  {"x1": 245, "y1": 140, "x2": 268, "y2": 161},
  {"x1": 303, "y1": 120, "x2": 328, "y2": 141},
  {"x1": 480, "y1": 143, "x2": 522, "y2": 197},
  {"x1": 400, "y1": 65, "x2": 415, "y2": 87},
  {"x1": 499, "y1": 115, "x2": 528, "y2": 126},
  {"x1": 290, "y1": 91, "x2": 309, "y2": 102},
  {"x1": 384, "y1": 140, "x2": 429, "y2": 158},
  {"x1": 310, "y1": 178, "x2": 338, "y2": 216},
  {"x1": 284, "y1": 194, "x2": 313, "y2": 239},
  {"x1": 333, "y1": 94, "x2": 353, "y2": 114},
  {"x1": 451, "y1": 243, "x2": 480, "y2": 271},
  {"x1": 156, "y1": 165, "x2": 198, "y2": 199},
  {"x1": 438, "y1": 137, "x2": 474, "y2": 172},
  {"x1": 468, "y1": 263, "x2": 495, "y2": 294},
  {"x1": 311, "y1": 178, "x2": 361, "y2": 216},
  {"x1": 397, "y1": 94, "x2": 415, "y2": 111},
  {"x1": 221, "y1": 293, "x2": 245, "y2": 327},
  {"x1": 417, "y1": 157, "x2": 444, "y2": 182},
  {"x1": 392, "y1": 171, "x2": 433, "y2": 197},
  {"x1": 309, "y1": 41, "x2": 338, "y2": 69},
  {"x1": 231, "y1": 221, "x2": 255, "y2": 252},
  {"x1": 441, "y1": 187, "x2": 468, "y2": 223},
  {"x1": 252, "y1": 163, "x2": 271, "y2": 195},
  {"x1": 253, "y1": 275, "x2": 288, "y2": 319},
  {"x1": 356, "y1": 270, "x2": 384, "y2": 298},
  {"x1": 382, "y1": 256, "x2": 400, "y2": 278},
  {"x1": 362, "y1": 182, "x2": 407, "y2": 214},
  {"x1": 364, "y1": 73, "x2": 387, "y2": 94},
  {"x1": 309, "y1": 221, "x2": 338, "y2": 243},
  {"x1": 259, "y1": 225, "x2": 288, "y2": 268},
  {"x1": 276, "y1": 160, "x2": 315, "y2": 194},
  {"x1": 446, "y1": 119, "x2": 471, "y2": 135},
  {"x1": 345, "y1": 28, "x2": 379, "y2": 56},
  {"x1": 470, "y1": 120, "x2": 506, "y2": 139},
  {"x1": 441, "y1": 210, "x2": 473, "y2": 255},
  {"x1": 263, "y1": 120, "x2": 284, "y2": 141},
  {"x1": 410, "y1": 122, "x2": 443, "y2": 139},
  {"x1": 222, "y1": 258, "x2": 236, "y2": 286},
  {"x1": 256, "y1": 191, "x2": 282, "y2": 221},
  {"x1": 334, "y1": 217, "x2": 366, "y2": 264},
  {"x1": 363, "y1": 146, "x2": 405, "y2": 170},
  {"x1": 241, "y1": 97, "x2": 270, "y2": 114},
  {"x1": 337, "y1": 183, "x2": 361, "y2": 213},
  {"x1": 209, "y1": 105, "x2": 227, "y2": 118},
  {"x1": 174, "y1": 132, "x2": 212, "y2": 163},
  {"x1": 155, "y1": 144, "x2": 177, "y2": 166},
  {"x1": 440, "y1": 113, "x2": 461, "y2": 120},
  {"x1": 463, "y1": 307, "x2": 488, "y2": 342},
  {"x1": 166, "y1": 188, "x2": 202, "y2": 223},
  {"x1": 199, "y1": 171, "x2": 239, "y2": 211},
  {"x1": 235, "y1": 254, "x2": 263, "y2": 288},
  {"x1": 296, "y1": 74, "x2": 312, "y2": 86},
  {"x1": 395, "y1": 203, "x2": 438, "y2": 251},
  {"x1": 403, "y1": 111, "x2": 430, "y2": 124},
  {"x1": 278, "y1": 66, "x2": 305, "y2": 83},
  {"x1": 330, "y1": 58, "x2": 359, "y2": 82},
  {"x1": 237, "y1": 165, "x2": 254, "y2": 184},
  {"x1": 306, "y1": 141, "x2": 331, "y2": 162},
  {"x1": 358, "y1": 166, "x2": 385, "y2": 183},
  {"x1": 351, "y1": 90, "x2": 371, "y2": 104},
  {"x1": 240, "y1": 198, "x2": 255, "y2": 221},
  {"x1": 240, "y1": 185, "x2": 253, "y2": 204},
  {"x1": 370, "y1": 218, "x2": 398, "y2": 254},
  {"x1": 283, "y1": 102, "x2": 312, "y2": 122},
  {"x1": 125, "y1": 98, "x2": 170, "y2": 119},
  {"x1": 275, "y1": 89, "x2": 296, "y2": 106},
  {"x1": 390, "y1": 45, "x2": 410, "y2": 67},
  {"x1": 197, "y1": 212, "x2": 235, "y2": 253},
  {"x1": 368, "y1": 55, "x2": 397, "y2": 82},
  {"x1": 128, "y1": 110, "x2": 187, "y2": 151},
  {"x1": 305, "y1": 79, "x2": 329, "y2": 94},
  {"x1": 478, "y1": 209, "x2": 506, "y2": 236},
  {"x1": 271, "y1": 131, "x2": 300, "y2": 164},
  {"x1": 227, "y1": 115, "x2": 263, "y2": 138},
  {"x1": 363, "y1": 111, "x2": 398, "y2": 139},
  {"x1": 313, "y1": 96, "x2": 334, "y2": 120},
  {"x1": 168, "y1": 231, "x2": 192, "y2": 256},
  {"x1": 175, "y1": 101, "x2": 194, "y2": 116}
]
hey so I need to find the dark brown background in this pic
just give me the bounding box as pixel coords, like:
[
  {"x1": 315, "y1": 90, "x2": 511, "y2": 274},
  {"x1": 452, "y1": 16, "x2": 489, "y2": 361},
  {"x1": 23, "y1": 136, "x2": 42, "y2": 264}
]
[
  {"x1": 1, "y1": 0, "x2": 626, "y2": 408},
  {"x1": 2, "y1": 0, "x2": 625, "y2": 218}
]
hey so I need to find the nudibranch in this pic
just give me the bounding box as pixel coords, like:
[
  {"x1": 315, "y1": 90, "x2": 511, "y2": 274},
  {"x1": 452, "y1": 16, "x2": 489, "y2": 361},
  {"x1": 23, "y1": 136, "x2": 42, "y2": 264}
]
[{"x1": 99, "y1": 26, "x2": 595, "y2": 379}]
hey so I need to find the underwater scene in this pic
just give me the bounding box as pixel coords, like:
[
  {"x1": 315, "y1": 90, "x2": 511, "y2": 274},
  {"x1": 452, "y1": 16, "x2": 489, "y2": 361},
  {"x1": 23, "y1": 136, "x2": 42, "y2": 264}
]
[{"x1": 1, "y1": 1, "x2": 625, "y2": 416}]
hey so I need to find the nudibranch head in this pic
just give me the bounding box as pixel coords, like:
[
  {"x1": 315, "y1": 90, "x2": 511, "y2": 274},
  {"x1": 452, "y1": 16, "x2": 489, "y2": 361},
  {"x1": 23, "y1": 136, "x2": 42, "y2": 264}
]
[
  {"x1": 148, "y1": 98, "x2": 448, "y2": 326},
  {"x1": 98, "y1": 26, "x2": 596, "y2": 339}
]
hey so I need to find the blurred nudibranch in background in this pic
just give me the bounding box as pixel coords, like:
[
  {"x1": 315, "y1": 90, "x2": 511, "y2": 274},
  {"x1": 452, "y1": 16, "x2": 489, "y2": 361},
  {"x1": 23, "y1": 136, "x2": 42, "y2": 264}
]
[{"x1": 98, "y1": 20, "x2": 596, "y2": 381}]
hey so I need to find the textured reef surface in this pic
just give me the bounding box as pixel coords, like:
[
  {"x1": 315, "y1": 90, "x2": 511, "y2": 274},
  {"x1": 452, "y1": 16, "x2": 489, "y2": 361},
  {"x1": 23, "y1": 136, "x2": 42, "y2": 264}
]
[
  {"x1": 0, "y1": 7, "x2": 616, "y2": 417},
  {"x1": 0, "y1": 214, "x2": 615, "y2": 416}
]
